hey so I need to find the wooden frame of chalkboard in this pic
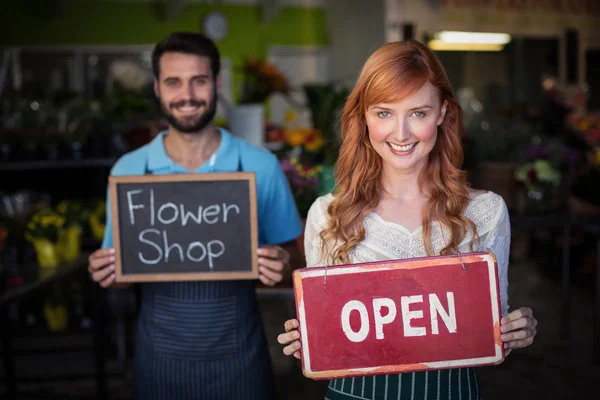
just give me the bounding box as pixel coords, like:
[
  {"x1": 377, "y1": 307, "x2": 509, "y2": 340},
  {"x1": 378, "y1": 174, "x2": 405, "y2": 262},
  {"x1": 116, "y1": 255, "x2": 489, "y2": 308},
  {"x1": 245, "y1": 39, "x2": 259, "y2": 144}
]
[{"x1": 109, "y1": 173, "x2": 258, "y2": 282}]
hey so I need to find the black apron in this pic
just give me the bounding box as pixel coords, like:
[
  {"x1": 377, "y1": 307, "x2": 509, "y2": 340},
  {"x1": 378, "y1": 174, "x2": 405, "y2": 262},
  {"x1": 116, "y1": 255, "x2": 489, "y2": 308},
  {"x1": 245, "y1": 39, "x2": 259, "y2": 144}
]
[{"x1": 132, "y1": 153, "x2": 275, "y2": 400}]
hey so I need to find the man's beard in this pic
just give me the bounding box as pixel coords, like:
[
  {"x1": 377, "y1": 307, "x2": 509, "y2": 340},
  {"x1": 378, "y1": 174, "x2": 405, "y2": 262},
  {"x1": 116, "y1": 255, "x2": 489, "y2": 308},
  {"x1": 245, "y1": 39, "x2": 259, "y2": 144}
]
[{"x1": 160, "y1": 90, "x2": 218, "y2": 134}]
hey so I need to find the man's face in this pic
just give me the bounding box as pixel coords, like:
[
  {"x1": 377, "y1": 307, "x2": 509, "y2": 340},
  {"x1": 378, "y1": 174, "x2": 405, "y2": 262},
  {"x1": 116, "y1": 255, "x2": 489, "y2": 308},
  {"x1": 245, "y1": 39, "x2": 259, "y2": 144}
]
[{"x1": 154, "y1": 52, "x2": 219, "y2": 134}]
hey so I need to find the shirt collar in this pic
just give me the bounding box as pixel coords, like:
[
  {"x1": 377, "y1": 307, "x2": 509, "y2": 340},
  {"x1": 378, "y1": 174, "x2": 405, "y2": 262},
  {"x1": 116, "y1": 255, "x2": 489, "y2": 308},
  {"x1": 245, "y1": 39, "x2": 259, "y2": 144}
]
[
  {"x1": 146, "y1": 130, "x2": 172, "y2": 172},
  {"x1": 146, "y1": 128, "x2": 240, "y2": 173}
]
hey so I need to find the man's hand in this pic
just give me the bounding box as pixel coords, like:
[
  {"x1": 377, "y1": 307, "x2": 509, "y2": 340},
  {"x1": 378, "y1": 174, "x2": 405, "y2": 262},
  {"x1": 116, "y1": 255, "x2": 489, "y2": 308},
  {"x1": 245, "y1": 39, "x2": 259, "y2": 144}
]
[
  {"x1": 257, "y1": 245, "x2": 290, "y2": 286},
  {"x1": 88, "y1": 248, "x2": 117, "y2": 288},
  {"x1": 88, "y1": 248, "x2": 130, "y2": 289}
]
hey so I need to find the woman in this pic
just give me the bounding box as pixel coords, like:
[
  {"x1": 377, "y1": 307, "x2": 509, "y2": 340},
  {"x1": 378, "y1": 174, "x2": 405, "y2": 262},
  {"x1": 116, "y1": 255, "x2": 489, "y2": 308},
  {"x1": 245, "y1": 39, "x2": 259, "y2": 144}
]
[{"x1": 277, "y1": 40, "x2": 537, "y2": 399}]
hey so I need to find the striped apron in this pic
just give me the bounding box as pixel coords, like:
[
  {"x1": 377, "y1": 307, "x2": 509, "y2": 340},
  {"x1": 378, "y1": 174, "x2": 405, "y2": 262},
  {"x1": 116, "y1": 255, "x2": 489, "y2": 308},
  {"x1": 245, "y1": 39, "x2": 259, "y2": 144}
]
[
  {"x1": 131, "y1": 155, "x2": 275, "y2": 400},
  {"x1": 325, "y1": 369, "x2": 480, "y2": 400}
]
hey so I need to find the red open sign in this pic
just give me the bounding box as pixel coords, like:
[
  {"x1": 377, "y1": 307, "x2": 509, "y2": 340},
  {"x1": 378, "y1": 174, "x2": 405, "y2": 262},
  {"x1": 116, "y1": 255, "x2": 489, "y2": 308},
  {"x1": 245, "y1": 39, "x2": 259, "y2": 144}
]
[{"x1": 293, "y1": 252, "x2": 505, "y2": 380}]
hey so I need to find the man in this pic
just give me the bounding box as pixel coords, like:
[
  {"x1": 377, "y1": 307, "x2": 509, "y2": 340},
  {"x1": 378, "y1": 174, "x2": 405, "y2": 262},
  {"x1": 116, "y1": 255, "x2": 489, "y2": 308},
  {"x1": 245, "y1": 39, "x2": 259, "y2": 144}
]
[{"x1": 88, "y1": 32, "x2": 302, "y2": 399}]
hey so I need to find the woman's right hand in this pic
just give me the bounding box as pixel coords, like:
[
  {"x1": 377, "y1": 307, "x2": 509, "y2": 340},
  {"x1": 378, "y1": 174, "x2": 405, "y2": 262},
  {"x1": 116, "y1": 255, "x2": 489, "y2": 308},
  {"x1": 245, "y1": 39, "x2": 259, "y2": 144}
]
[{"x1": 277, "y1": 319, "x2": 302, "y2": 359}]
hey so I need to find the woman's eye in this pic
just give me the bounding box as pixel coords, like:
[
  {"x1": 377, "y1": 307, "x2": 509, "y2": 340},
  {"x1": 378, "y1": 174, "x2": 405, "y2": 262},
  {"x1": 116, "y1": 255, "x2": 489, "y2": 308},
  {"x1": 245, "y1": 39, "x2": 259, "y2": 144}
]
[
  {"x1": 377, "y1": 111, "x2": 391, "y2": 118},
  {"x1": 413, "y1": 111, "x2": 426, "y2": 118}
]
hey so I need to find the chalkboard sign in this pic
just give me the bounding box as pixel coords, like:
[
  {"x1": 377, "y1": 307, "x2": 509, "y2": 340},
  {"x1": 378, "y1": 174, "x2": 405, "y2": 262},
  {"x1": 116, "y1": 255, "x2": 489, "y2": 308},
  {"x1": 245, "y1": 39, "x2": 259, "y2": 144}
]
[{"x1": 109, "y1": 173, "x2": 258, "y2": 282}]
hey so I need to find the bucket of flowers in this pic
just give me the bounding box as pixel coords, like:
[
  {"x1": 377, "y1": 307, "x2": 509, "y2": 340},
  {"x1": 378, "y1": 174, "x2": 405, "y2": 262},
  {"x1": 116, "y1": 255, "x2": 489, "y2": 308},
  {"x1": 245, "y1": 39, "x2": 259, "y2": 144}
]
[{"x1": 24, "y1": 208, "x2": 66, "y2": 271}]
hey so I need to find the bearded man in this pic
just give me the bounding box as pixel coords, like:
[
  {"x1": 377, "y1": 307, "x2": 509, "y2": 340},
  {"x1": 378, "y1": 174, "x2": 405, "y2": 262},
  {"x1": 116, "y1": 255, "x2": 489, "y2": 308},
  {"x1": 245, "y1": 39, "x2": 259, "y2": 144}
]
[{"x1": 87, "y1": 32, "x2": 302, "y2": 400}]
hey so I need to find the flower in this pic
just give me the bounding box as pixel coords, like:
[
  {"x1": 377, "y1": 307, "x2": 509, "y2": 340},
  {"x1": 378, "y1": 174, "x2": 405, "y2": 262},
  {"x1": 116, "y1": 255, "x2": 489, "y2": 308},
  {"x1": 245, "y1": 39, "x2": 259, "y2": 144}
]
[
  {"x1": 283, "y1": 127, "x2": 324, "y2": 152},
  {"x1": 304, "y1": 131, "x2": 324, "y2": 152},
  {"x1": 280, "y1": 157, "x2": 323, "y2": 217},
  {"x1": 89, "y1": 201, "x2": 107, "y2": 242},
  {"x1": 284, "y1": 110, "x2": 298, "y2": 125},
  {"x1": 238, "y1": 56, "x2": 289, "y2": 104},
  {"x1": 25, "y1": 208, "x2": 66, "y2": 243},
  {"x1": 56, "y1": 200, "x2": 88, "y2": 227},
  {"x1": 515, "y1": 159, "x2": 561, "y2": 191},
  {"x1": 285, "y1": 128, "x2": 310, "y2": 147},
  {"x1": 567, "y1": 112, "x2": 600, "y2": 146}
]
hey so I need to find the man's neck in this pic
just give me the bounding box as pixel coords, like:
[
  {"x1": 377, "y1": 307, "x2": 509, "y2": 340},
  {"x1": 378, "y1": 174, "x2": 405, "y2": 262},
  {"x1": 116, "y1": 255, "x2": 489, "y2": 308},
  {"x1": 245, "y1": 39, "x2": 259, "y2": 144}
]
[{"x1": 163, "y1": 123, "x2": 221, "y2": 172}]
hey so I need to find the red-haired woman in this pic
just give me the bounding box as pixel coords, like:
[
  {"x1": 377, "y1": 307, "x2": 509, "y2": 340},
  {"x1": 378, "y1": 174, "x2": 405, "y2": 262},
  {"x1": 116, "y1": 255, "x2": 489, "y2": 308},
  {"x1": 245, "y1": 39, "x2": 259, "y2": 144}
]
[{"x1": 277, "y1": 40, "x2": 537, "y2": 399}]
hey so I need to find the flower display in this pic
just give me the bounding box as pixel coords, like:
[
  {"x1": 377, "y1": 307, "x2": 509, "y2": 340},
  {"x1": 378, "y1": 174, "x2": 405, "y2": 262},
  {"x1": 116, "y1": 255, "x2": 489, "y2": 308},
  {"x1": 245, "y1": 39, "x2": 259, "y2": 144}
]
[
  {"x1": 238, "y1": 56, "x2": 289, "y2": 104},
  {"x1": 55, "y1": 200, "x2": 88, "y2": 263},
  {"x1": 25, "y1": 208, "x2": 66, "y2": 268},
  {"x1": 56, "y1": 200, "x2": 88, "y2": 228},
  {"x1": 567, "y1": 113, "x2": 600, "y2": 146},
  {"x1": 25, "y1": 208, "x2": 65, "y2": 243},
  {"x1": 280, "y1": 157, "x2": 322, "y2": 217},
  {"x1": 88, "y1": 200, "x2": 107, "y2": 243},
  {"x1": 515, "y1": 159, "x2": 561, "y2": 191}
]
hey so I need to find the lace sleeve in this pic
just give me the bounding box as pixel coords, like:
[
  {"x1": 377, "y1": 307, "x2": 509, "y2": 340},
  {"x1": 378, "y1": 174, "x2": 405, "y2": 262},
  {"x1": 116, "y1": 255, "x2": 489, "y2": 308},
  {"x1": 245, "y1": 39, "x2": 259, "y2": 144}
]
[
  {"x1": 303, "y1": 196, "x2": 331, "y2": 268},
  {"x1": 482, "y1": 200, "x2": 511, "y2": 316}
]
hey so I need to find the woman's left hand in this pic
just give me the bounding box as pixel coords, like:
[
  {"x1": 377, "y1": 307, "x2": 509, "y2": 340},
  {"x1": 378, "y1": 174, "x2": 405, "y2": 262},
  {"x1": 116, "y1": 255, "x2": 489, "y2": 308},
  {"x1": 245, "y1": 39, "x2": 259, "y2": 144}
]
[{"x1": 500, "y1": 307, "x2": 538, "y2": 350}]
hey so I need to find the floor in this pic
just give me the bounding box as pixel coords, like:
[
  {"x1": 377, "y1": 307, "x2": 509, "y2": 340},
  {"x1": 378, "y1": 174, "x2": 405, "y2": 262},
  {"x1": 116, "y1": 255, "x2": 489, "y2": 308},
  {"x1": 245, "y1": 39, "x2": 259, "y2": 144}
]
[{"x1": 2, "y1": 242, "x2": 599, "y2": 399}]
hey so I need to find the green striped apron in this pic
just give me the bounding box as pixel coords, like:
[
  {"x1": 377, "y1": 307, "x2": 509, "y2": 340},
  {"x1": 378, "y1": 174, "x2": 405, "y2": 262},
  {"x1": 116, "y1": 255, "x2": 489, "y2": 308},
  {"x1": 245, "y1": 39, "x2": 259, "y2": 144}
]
[{"x1": 324, "y1": 368, "x2": 480, "y2": 400}]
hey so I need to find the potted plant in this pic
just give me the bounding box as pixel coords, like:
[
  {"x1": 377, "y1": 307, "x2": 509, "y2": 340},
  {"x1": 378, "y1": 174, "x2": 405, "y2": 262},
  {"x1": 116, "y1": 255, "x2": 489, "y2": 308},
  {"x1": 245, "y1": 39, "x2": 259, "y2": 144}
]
[
  {"x1": 303, "y1": 83, "x2": 348, "y2": 165},
  {"x1": 24, "y1": 208, "x2": 65, "y2": 270},
  {"x1": 228, "y1": 56, "x2": 289, "y2": 147},
  {"x1": 88, "y1": 200, "x2": 107, "y2": 243},
  {"x1": 467, "y1": 114, "x2": 535, "y2": 210},
  {"x1": 515, "y1": 159, "x2": 561, "y2": 213},
  {"x1": 55, "y1": 200, "x2": 88, "y2": 263}
]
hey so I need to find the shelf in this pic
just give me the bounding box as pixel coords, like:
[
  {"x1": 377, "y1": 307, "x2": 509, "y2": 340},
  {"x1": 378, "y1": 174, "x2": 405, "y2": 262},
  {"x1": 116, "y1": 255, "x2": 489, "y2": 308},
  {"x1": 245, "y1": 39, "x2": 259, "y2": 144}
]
[{"x1": 0, "y1": 159, "x2": 118, "y2": 171}]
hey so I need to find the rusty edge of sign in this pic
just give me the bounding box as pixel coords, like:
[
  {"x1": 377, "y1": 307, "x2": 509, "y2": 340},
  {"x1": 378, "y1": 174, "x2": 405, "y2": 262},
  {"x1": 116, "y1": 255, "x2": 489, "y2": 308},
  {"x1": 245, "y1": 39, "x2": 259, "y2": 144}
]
[{"x1": 292, "y1": 251, "x2": 505, "y2": 380}]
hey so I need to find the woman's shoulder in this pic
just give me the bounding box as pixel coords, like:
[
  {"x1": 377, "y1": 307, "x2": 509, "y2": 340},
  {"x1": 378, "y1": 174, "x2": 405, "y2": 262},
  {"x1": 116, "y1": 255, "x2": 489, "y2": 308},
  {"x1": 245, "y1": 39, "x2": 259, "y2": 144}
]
[
  {"x1": 304, "y1": 194, "x2": 335, "y2": 234},
  {"x1": 308, "y1": 193, "x2": 335, "y2": 216},
  {"x1": 305, "y1": 194, "x2": 334, "y2": 227},
  {"x1": 465, "y1": 189, "x2": 508, "y2": 230}
]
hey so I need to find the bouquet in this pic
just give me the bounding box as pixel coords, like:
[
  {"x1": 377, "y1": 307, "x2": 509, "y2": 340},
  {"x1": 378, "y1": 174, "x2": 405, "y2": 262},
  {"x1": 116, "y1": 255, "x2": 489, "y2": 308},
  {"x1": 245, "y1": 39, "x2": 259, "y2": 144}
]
[{"x1": 238, "y1": 56, "x2": 289, "y2": 104}]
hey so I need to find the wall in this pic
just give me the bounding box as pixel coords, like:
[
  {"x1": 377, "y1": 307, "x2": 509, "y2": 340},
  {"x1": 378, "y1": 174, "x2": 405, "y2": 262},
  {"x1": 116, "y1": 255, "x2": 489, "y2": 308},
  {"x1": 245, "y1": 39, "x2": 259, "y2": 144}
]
[
  {"x1": 386, "y1": 0, "x2": 600, "y2": 42},
  {"x1": 1, "y1": 1, "x2": 327, "y2": 49},
  {"x1": 1, "y1": 0, "x2": 328, "y2": 101},
  {"x1": 385, "y1": 0, "x2": 600, "y2": 85},
  {"x1": 325, "y1": 0, "x2": 386, "y2": 87}
]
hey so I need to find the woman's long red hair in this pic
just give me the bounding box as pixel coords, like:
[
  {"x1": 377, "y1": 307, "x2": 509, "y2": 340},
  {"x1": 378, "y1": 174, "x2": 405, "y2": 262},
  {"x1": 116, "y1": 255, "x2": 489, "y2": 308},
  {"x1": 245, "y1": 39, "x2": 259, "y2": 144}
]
[{"x1": 321, "y1": 40, "x2": 476, "y2": 265}]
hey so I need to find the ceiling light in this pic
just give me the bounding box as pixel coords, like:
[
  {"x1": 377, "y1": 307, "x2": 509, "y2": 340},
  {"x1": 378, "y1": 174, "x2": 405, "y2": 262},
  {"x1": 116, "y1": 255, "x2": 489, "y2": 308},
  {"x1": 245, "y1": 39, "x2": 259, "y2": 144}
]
[
  {"x1": 435, "y1": 31, "x2": 511, "y2": 45},
  {"x1": 427, "y1": 40, "x2": 505, "y2": 52}
]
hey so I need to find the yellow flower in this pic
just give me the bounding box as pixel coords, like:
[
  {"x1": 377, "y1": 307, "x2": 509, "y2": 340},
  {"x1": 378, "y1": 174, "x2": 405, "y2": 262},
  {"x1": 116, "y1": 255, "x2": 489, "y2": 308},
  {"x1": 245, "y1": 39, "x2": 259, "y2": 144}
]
[
  {"x1": 305, "y1": 134, "x2": 324, "y2": 152},
  {"x1": 284, "y1": 110, "x2": 298, "y2": 124},
  {"x1": 579, "y1": 121, "x2": 591, "y2": 131},
  {"x1": 285, "y1": 128, "x2": 310, "y2": 147},
  {"x1": 57, "y1": 200, "x2": 69, "y2": 214}
]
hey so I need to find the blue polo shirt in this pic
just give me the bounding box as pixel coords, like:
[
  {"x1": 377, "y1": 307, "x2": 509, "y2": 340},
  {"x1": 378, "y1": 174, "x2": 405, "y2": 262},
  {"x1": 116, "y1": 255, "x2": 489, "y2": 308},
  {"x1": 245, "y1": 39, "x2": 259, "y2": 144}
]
[{"x1": 102, "y1": 128, "x2": 302, "y2": 249}]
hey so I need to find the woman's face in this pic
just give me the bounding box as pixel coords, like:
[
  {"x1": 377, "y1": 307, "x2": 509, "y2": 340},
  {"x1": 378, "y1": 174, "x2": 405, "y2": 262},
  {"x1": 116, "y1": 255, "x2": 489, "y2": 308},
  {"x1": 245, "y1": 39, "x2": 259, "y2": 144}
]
[{"x1": 366, "y1": 82, "x2": 447, "y2": 175}]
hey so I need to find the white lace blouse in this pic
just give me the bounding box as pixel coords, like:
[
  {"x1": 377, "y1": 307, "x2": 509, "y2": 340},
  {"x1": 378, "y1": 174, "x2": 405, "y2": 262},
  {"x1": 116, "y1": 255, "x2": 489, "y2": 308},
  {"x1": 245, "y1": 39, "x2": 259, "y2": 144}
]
[{"x1": 303, "y1": 191, "x2": 510, "y2": 316}]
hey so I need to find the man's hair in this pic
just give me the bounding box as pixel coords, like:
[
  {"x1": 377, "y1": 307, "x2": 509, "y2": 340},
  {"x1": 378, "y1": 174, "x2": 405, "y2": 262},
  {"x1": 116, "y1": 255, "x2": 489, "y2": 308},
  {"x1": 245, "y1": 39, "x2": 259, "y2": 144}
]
[{"x1": 152, "y1": 32, "x2": 221, "y2": 79}]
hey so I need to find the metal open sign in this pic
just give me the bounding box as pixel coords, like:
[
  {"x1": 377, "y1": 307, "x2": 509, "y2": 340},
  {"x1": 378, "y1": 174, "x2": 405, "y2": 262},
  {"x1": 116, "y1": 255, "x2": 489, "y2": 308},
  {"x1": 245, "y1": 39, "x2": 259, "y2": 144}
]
[{"x1": 292, "y1": 252, "x2": 505, "y2": 380}]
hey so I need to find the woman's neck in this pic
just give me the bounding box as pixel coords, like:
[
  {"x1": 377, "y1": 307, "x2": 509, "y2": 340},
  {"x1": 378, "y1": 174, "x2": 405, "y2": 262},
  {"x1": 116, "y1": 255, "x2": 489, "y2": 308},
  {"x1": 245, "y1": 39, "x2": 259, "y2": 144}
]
[{"x1": 379, "y1": 164, "x2": 427, "y2": 202}]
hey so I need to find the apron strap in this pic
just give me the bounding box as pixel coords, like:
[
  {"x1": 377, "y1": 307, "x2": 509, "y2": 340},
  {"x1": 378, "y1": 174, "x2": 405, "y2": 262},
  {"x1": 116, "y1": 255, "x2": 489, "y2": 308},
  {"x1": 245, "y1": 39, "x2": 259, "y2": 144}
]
[{"x1": 144, "y1": 155, "x2": 152, "y2": 175}]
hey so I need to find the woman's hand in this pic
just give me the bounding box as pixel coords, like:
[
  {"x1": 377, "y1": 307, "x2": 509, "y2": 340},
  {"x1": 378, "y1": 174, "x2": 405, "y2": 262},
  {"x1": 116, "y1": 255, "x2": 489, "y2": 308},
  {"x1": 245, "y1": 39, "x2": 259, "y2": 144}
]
[
  {"x1": 501, "y1": 307, "x2": 537, "y2": 350},
  {"x1": 277, "y1": 319, "x2": 302, "y2": 359}
]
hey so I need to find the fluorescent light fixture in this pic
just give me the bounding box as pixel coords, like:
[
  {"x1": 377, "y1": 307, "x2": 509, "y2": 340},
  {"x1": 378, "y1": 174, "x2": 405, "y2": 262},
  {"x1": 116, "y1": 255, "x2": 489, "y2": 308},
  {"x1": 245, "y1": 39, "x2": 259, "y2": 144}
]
[
  {"x1": 427, "y1": 40, "x2": 505, "y2": 52},
  {"x1": 435, "y1": 31, "x2": 511, "y2": 45}
]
